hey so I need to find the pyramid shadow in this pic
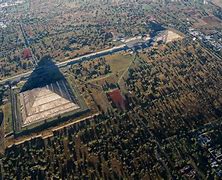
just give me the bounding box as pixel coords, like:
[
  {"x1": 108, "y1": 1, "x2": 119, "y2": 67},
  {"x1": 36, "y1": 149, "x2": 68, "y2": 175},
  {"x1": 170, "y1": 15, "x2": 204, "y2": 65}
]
[{"x1": 21, "y1": 55, "x2": 65, "y2": 92}]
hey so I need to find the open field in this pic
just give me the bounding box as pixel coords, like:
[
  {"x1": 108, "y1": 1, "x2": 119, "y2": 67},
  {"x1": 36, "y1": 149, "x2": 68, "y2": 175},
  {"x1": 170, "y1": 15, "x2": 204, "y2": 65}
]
[
  {"x1": 202, "y1": 16, "x2": 222, "y2": 26},
  {"x1": 89, "y1": 53, "x2": 134, "y2": 87},
  {"x1": 90, "y1": 88, "x2": 111, "y2": 112},
  {"x1": 105, "y1": 53, "x2": 134, "y2": 73}
]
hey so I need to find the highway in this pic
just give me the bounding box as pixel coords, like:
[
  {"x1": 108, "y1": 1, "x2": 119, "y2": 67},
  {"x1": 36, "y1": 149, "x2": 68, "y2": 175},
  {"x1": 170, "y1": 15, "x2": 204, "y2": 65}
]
[{"x1": 0, "y1": 44, "x2": 128, "y2": 85}]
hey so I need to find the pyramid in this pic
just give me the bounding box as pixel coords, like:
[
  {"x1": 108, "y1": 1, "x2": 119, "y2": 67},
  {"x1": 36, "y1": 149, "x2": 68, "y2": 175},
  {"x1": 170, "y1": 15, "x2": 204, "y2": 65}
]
[
  {"x1": 19, "y1": 80, "x2": 80, "y2": 126},
  {"x1": 21, "y1": 55, "x2": 65, "y2": 92},
  {"x1": 19, "y1": 56, "x2": 80, "y2": 127}
]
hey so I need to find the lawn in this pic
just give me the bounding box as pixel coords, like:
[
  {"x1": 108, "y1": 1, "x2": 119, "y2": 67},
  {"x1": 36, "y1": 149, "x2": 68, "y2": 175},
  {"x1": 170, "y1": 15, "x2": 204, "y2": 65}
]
[
  {"x1": 105, "y1": 53, "x2": 134, "y2": 73},
  {"x1": 88, "y1": 53, "x2": 134, "y2": 86},
  {"x1": 88, "y1": 53, "x2": 135, "y2": 93}
]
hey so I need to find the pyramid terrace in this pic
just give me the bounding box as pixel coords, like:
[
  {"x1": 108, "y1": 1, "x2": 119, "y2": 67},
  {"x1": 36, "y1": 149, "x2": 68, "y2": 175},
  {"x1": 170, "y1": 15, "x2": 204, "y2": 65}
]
[{"x1": 20, "y1": 80, "x2": 80, "y2": 127}]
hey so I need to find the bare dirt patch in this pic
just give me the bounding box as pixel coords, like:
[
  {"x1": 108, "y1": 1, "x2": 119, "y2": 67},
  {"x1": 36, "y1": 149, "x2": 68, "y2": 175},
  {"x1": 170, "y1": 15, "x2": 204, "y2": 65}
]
[
  {"x1": 202, "y1": 16, "x2": 222, "y2": 26},
  {"x1": 212, "y1": 0, "x2": 222, "y2": 8},
  {"x1": 166, "y1": 30, "x2": 183, "y2": 43}
]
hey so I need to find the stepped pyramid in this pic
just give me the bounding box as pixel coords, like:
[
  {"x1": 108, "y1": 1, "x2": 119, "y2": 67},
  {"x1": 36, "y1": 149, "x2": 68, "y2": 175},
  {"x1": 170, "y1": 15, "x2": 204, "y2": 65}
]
[{"x1": 19, "y1": 56, "x2": 79, "y2": 126}]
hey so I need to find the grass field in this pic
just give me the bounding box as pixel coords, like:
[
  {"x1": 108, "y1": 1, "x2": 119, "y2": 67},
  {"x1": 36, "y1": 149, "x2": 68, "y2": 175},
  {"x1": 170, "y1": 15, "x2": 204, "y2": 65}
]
[
  {"x1": 105, "y1": 53, "x2": 134, "y2": 73},
  {"x1": 143, "y1": 4, "x2": 152, "y2": 11},
  {"x1": 89, "y1": 53, "x2": 134, "y2": 86},
  {"x1": 90, "y1": 88, "x2": 111, "y2": 112}
]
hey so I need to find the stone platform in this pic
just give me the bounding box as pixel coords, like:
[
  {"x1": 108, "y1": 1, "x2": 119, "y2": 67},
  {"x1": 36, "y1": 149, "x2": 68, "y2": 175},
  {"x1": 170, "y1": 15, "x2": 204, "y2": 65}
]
[{"x1": 19, "y1": 80, "x2": 80, "y2": 127}]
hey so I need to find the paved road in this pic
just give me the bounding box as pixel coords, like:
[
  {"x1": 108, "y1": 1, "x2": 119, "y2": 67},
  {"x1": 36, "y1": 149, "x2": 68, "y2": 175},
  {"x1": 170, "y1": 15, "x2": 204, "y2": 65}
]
[
  {"x1": 57, "y1": 44, "x2": 127, "y2": 67},
  {"x1": 0, "y1": 44, "x2": 128, "y2": 85}
]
